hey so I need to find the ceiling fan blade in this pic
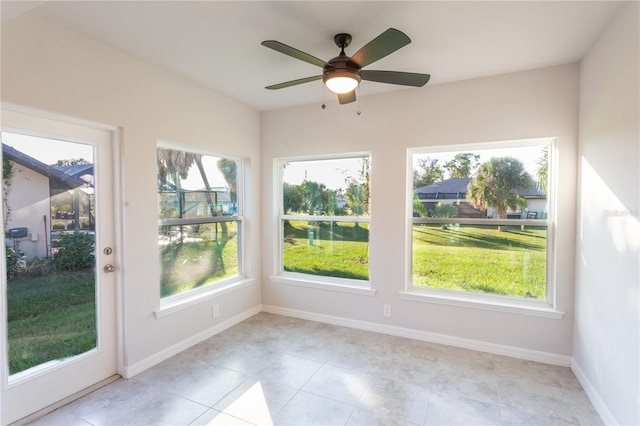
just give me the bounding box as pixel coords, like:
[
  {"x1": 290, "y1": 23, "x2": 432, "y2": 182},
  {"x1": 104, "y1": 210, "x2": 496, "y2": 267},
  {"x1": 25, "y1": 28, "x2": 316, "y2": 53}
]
[
  {"x1": 262, "y1": 40, "x2": 328, "y2": 68},
  {"x1": 349, "y1": 28, "x2": 411, "y2": 69},
  {"x1": 338, "y1": 91, "x2": 356, "y2": 105},
  {"x1": 266, "y1": 75, "x2": 322, "y2": 90},
  {"x1": 361, "y1": 70, "x2": 431, "y2": 87}
]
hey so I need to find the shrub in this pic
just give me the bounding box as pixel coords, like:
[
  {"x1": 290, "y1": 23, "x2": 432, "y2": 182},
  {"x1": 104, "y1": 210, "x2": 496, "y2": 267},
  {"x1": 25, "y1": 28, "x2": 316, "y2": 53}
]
[
  {"x1": 434, "y1": 202, "x2": 458, "y2": 218},
  {"x1": 5, "y1": 246, "x2": 24, "y2": 280},
  {"x1": 413, "y1": 195, "x2": 428, "y2": 217},
  {"x1": 24, "y1": 257, "x2": 54, "y2": 278},
  {"x1": 53, "y1": 232, "x2": 95, "y2": 271}
]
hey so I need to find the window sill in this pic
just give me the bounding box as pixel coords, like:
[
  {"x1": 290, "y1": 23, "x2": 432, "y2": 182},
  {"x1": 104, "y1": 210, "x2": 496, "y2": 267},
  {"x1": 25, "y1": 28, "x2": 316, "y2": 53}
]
[
  {"x1": 270, "y1": 274, "x2": 376, "y2": 296},
  {"x1": 155, "y1": 277, "x2": 257, "y2": 318},
  {"x1": 399, "y1": 290, "x2": 564, "y2": 319}
]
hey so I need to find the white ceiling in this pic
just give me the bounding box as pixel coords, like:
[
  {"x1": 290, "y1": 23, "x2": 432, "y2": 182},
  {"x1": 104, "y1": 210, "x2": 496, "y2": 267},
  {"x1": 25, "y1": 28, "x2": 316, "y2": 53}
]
[{"x1": 2, "y1": 1, "x2": 624, "y2": 111}]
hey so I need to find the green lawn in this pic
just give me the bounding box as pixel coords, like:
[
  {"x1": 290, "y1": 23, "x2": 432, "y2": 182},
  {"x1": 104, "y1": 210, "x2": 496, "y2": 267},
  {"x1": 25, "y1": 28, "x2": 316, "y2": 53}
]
[
  {"x1": 7, "y1": 269, "x2": 96, "y2": 375},
  {"x1": 283, "y1": 220, "x2": 369, "y2": 280},
  {"x1": 413, "y1": 224, "x2": 546, "y2": 298},
  {"x1": 160, "y1": 222, "x2": 239, "y2": 297}
]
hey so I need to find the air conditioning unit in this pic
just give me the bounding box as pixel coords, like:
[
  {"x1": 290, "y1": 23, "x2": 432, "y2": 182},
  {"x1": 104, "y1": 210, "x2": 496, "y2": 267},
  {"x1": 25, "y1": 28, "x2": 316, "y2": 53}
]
[{"x1": 9, "y1": 227, "x2": 28, "y2": 239}]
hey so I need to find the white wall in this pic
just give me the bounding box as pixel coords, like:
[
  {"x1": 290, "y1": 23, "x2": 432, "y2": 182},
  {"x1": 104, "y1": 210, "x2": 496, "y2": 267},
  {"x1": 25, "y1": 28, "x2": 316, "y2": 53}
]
[
  {"x1": 1, "y1": 13, "x2": 262, "y2": 368},
  {"x1": 5, "y1": 161, "x2": 50, "y2": 260},
  {"x1": 262, "y1": 64, "x2": 579, "y2": 357},
  {"x1": 574, "y1": 2, "x2": 640, "y2": 424}
]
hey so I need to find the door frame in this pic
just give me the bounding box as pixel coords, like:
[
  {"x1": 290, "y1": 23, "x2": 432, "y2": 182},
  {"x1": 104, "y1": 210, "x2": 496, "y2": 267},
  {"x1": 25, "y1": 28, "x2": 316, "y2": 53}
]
[{"x1": 0, "y1": 102, "x2": 125, "y2": 423}]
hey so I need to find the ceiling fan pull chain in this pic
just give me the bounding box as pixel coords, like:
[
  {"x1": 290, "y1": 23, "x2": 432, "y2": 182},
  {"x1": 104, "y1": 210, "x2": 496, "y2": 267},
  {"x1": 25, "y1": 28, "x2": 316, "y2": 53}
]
[
  {"x1": 321, "y1": 80, "x2": 326, "y2": 109},
  {"x1": 357, "y1": 86, "x2": 362, "y2": 116}
]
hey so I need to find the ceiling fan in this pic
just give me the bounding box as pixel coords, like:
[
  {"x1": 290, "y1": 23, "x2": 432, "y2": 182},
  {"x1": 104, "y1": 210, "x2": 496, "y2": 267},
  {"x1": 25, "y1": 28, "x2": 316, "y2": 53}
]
[{"x1": 262, "y1": 28, "x2": 431, "y2": 105}]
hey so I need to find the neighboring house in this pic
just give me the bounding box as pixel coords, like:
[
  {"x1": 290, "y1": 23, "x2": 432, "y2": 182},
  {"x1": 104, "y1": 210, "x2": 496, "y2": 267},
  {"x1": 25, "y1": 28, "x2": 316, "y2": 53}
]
[
  {"x1": 3, "y1": 144, "x2": 89, "y2": 260},
  {"x1": 414, "y1": 177, "x2": 547, "y2": 219}
]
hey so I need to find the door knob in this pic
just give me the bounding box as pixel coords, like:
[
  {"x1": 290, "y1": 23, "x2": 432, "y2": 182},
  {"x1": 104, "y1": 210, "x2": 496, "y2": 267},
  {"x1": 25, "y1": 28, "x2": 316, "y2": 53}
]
[{"x1": 103, "y1": 264, "x2": 116, "y2": 273}]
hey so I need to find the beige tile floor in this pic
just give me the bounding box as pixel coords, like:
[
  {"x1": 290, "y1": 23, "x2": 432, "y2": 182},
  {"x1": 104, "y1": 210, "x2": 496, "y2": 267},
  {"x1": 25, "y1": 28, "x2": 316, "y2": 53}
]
[{"x1": 30, "y1": 313, "x2": 602, "y2": 425}]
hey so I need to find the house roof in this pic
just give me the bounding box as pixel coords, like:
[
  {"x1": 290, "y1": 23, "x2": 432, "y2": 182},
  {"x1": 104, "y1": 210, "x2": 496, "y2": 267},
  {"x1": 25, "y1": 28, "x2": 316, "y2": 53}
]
[
  {"x1": 2, "y1": 144, "x2": 86, "y2": 189},
  {"x1": 55, "y1": 163, "x2": 94, "y2": 180},
  {"x1": 415, "y1": 178, "x2": 470, "y2": 197},
  {"x1": 415, "y1": 177, "x2": 545, "y2": 200}
]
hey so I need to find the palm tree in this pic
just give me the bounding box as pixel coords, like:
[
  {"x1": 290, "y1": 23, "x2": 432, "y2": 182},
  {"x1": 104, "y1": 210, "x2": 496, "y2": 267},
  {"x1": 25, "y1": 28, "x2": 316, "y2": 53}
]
[
  {"x1": 157, "y1": 149, "x2": 218, "y2": 217},
  {"x1": 467, "y1": 157, "x2": 533, "y2": 231},
  {"x1": 157, "y1": 148, "x2": 230, "y2": 274},
  {"x1": 536, "y1": 147, "x2": 549, "y2": 195}
]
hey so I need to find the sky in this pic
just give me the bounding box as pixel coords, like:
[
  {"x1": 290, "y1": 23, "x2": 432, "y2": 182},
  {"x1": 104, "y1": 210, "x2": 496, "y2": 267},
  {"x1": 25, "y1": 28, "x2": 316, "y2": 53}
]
[
  {"x1": 282, "y1": 157, "x2": 366, "y2": 191},
  {"x1": 4, "y1": 131, "x2": 546, "y2": 190},
  {"x1": 413, "y1": 144, "x2": 547, "y2": 179},
  {"x1": 2, "y1": 132, "x2": 94, "y2": 165},
  {"x1": 3, "y1": 132, "x2": 230, "y2": 190},
  {"x1": 180, "y1": 156, "x2": 229, "y2": 190},
  {"x1": 281, "y1": 144, "x2": 546, "y2": 191}
]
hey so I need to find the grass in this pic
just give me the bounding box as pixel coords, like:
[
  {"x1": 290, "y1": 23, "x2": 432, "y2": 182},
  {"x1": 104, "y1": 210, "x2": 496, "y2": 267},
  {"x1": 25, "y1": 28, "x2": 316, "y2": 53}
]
[
  {"x1": 160, "y1": 222, "x2": 239, "y2": 297},
  {"x1": 413, "y1": 224, "x2": 546, "y2": 298},
  {"x1": 5, "y1": 221, "x2": 546, "y2": 375},
  {"x1": 283, "y1": 220, "x2": 369, "y2": 280},
  {"x1": 7, "y1": 269, "x2": 96, "y2": 375}
]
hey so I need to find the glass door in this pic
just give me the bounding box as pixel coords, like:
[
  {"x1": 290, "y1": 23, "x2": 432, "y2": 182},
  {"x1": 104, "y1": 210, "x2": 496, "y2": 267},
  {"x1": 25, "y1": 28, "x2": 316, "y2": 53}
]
[{"x1": 1, "y1": 106, "x2": 119, "y2": 424}]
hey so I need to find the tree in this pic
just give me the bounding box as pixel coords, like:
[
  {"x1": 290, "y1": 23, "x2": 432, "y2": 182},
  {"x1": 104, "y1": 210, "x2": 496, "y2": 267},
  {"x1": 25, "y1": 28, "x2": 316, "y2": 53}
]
[
  {"x1": 157, "y1": 148, "x2": 222, "y2": 235},
  {"x1": 157, "y1": 148, "x2": 231, "y2": 274},
  {"x1": 283, "y1": 182, "x2": 304, "y2": 213},
  {"x1": 412, "y1": 195, "x2": 428, "y2": 217},
  {"x1": 216, "y1": 158, "x2": 237, "y2": 204},
  {"x1": 342, "y1": 157, "x2": 371, "y2": 215},
  {"x1": 467, "y1": 157, "x2": 533, "y2": 230},
  {"x1": 345, "y1": 182, "x2": 366, "y2": 216},
  {"x1": 413, "y1": 157, "x2": 443, "y2": 188},
  {"x1": 444, "y1": 153, "x2": 480, "y2": 178},
  {"x1": 536, "y1": 147, "x2": 548, "y2": 195},
  {"x1": 51, "y1": 158, "x2": 90, "y2": 167},
  {"x1": 301, "y1": 180, "x2": 328, "y2": 214}
]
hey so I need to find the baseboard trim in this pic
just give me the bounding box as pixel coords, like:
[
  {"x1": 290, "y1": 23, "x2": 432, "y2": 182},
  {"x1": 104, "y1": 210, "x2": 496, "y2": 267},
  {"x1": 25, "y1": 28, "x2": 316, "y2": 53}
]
[
  {"x1": 261, "y1": 305, "x2": 572, "y2": 366},
  {"x1": 123, "y1": 305, "x2": 262, "y2": 378},
  {"x1": 571, "y1": 359, "x2": 617, "y2": 425}
]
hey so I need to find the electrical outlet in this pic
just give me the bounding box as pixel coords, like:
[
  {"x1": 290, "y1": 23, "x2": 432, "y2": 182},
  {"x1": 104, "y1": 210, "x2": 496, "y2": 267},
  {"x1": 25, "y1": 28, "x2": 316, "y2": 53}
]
[
  {"x1": 383, "y1": 304, "x2": 391, "y2": 318},
  {"x1": 212, "y1": 304, "x2": 220, "y2": 318}
]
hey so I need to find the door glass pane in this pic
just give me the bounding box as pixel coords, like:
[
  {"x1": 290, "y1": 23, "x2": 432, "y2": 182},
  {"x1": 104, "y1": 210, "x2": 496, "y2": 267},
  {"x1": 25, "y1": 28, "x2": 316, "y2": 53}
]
[{"x1": 3, "y1": 132, "x2": 97, "y2": 375}]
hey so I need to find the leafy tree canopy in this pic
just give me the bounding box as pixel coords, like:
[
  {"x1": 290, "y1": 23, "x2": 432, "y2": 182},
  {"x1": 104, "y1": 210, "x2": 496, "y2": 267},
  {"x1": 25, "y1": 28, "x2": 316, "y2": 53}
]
[
  {"x1": 413, "y1": 157, "x2": 444, "y2": 189},
  {"x1": 536, "y1": 147, "x2": 548, "y2": 195},
  {"x1": 51, "y1": 158, "x2": 90, "y2": 167},
  {"x1": 444, "y1": 153, "x2": 480, "y2": 178}
]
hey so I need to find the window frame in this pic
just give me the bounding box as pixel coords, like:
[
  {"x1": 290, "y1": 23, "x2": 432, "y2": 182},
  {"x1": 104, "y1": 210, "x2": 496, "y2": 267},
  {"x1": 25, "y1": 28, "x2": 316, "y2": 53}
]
[
  {"x1": 156, "y1": 141, "x2": 249, "y2": 315},
  {"x1": 405, "y1": 138, "x2": 563, "y2": 317},
  {"x1": 272, "y1": 152, "x2": 374, "y2": 293}
]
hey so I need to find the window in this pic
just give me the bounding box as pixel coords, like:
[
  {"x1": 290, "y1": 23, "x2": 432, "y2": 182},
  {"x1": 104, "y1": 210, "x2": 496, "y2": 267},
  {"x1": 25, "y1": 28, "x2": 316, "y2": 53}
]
[
  {"x1": 276, "y1": 154, "x2": 370, "y2": 285},
  {"x1": 408, "y1": 139, "x2": 554, "y2": 307},
  {"x1": 157, "y1": 144, "x2": 242, "y2": 299}
]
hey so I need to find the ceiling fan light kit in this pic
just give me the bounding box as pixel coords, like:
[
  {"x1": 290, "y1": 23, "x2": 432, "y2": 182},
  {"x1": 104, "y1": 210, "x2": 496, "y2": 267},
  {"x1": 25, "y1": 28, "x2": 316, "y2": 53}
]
[
  {"x1": 323, "y1": 71, "x2": 361, "y2": 94},
  {"x1": 262, "y1": 28, "x2": 430, "y2": 105}
]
